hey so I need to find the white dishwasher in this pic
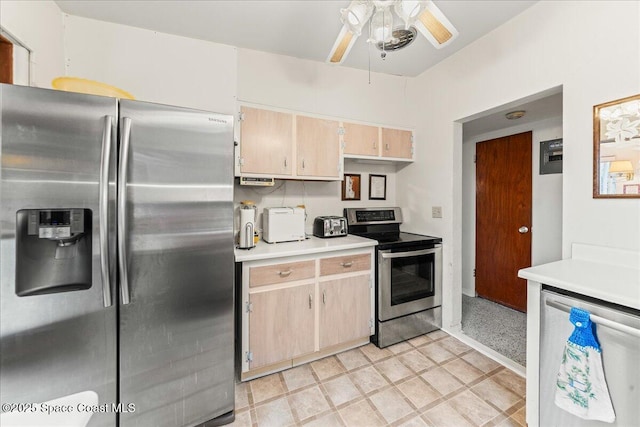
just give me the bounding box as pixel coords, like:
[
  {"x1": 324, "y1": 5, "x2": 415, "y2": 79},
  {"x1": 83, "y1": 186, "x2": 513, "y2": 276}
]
[{"x1": 540, "y1": 287, "x2": 640, "y2": 426}]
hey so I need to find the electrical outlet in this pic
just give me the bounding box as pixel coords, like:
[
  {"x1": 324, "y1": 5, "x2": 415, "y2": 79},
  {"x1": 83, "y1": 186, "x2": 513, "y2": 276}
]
[{"x1": 432, "y1": 206, "x2": 443, "y2": 218}]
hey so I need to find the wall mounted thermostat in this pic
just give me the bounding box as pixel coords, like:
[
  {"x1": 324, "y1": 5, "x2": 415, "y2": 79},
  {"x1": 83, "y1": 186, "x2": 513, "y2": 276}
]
[{"x1": 540, "y1": 138, "x2": 563, "y2": 175}]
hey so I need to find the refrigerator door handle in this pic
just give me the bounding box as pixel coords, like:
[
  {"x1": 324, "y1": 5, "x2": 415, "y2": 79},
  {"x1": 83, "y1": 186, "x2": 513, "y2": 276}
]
[
  {"x1": 99, "y1": 115, "x2": 113, "y2": 308},
  {"x1": 118, "y1": 117, "x2": 132, "y2": 305},
  {"x1": 546, "y1": 299, "x2": 640, "y2": 338}
]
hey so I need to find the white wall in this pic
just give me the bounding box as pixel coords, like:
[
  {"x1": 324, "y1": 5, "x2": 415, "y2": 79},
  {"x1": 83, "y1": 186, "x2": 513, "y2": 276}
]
[
  {"x1": 62, "y1": 15, "x2": 237, "y2": 114},
  {"x1": 461, "y1": 117, "x2": 563, "y2": 297},
  {"x1": 399, "y1": 1, "x2": 640, "y2": 331},
  {"x1": 0, "y1": 1, "x2": 65, "y2": 87}
]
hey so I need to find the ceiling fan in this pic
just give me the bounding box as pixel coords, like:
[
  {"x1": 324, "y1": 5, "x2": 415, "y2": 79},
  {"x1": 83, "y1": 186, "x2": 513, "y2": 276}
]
[{"x1": 327, "y1": 0, "x2": 459, "y2": 64}]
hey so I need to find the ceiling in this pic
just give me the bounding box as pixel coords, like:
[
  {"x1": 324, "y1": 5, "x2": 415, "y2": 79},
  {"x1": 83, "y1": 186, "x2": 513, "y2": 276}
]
[{"x1": 55, "y1": 0, "x2": 537, "y2": 77}]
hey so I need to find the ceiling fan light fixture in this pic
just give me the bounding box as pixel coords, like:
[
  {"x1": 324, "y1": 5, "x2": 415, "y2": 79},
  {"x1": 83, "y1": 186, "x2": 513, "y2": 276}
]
[
  {"x1": 369, "y1": 7, "x2": 394, "y2": 44},
  {"x1": 394, "y1": 0, "x2": 425, "y2": 29},
  {"x1": 341, "y1": 0, "x2": 374, "y2": 35}
]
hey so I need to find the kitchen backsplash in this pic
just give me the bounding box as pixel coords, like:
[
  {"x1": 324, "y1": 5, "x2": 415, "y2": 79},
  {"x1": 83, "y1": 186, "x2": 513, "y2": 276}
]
[{"x1": 234, "y1": 162, "x2": 398, "y2": 235}]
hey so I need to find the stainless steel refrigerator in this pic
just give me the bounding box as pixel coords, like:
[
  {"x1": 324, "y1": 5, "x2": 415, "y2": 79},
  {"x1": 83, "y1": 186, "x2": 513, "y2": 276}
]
[{"x1": 0, "y1": 84, "x2": 235, "y2": 427}]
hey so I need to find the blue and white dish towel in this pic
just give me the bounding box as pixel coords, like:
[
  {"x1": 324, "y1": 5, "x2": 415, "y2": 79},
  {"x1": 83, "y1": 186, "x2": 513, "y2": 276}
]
[{"x1": 554, "y1": 307, "x2": 615, "y2": 423}]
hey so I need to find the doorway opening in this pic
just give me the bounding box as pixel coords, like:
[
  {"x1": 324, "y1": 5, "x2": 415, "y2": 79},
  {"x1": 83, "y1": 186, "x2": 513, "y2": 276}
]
[
  {"x1": 0, "y1": 27, "x2": 31, "y2": 86},
  {"x1": 459, "y1": 88, "x2": 563, "y2": 367}
]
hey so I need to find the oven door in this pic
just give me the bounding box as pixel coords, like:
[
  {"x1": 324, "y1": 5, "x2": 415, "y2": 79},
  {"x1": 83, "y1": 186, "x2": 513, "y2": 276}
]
[{"x1": 378, "y1": 244, "x2": 442, "y2": 321}]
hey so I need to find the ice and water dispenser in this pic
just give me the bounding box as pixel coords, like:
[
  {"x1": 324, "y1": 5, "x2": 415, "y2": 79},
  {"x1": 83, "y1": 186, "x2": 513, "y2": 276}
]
[{"x1": 15, "y1": 208, "x2": 92, "y2": 296}]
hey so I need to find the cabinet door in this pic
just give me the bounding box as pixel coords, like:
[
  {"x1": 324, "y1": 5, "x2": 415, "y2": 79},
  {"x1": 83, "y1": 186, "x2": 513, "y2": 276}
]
[
  {"x1": 343, "y1": 122, "x2": 380, "y2": 156},
  {"x1": 319, "y1": 275, "x2": 371, "y2": 349},
  {"x1": 381, "y1": 127, "x2": 413, "y2": 159},
  {"x1": 296, "y1": 115, "x2": 341, "y2": 178},
  {"x1": 249, "y1": 284, "x2": 315, "y2": 369},
  {"x1": 240, "y1": 106, "x2": 293, "y2": 175}
]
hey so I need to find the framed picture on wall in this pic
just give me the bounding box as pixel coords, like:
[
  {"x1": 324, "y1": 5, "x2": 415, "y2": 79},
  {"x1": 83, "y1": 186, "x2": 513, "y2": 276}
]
[
  {"x1": 342, "y1": 174, "x2": 361, "y2": 200},
  {"x1": 369, "y1": 174, "x2": 387, "y2": 200}
]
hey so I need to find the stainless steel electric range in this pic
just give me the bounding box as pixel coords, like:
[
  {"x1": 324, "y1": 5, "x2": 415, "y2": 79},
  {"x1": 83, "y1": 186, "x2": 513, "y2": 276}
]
[{"x1": 345, "y1": 207, "x2": 442, "y2": 348}]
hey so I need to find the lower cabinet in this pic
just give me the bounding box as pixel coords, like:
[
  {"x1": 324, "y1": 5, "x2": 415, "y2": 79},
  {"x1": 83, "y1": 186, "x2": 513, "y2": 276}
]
[{"x1": 240, "y1": 248, "x2": 374, "y2": 381}]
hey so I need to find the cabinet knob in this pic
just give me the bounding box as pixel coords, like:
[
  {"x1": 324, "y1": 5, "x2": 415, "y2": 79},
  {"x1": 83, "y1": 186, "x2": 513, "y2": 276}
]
[
  {"x1": 341, "y1": 261, "x2": 354, "y2": 268},
  {"x1": 284, "y1": 157, "x2": 287, "y2": 168},
  {"x1": 308, "y1": 293, "x2": 313, "y2": 309},
  {"x1": 385, "y1": 143, "x2": 389, "y2": 150}
]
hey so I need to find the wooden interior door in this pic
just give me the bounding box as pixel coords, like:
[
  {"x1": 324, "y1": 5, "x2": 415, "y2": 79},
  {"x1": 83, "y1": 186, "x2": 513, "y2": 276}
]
[
  {"x1": 475, "y1": 131, "x2": 532, "y2": 312},
  {"x1": 0, "y1": 35, "x2": 13, "y2": 84},
  {"x1": 319, "y1": 275, "x2": 371, "y2": 349}
]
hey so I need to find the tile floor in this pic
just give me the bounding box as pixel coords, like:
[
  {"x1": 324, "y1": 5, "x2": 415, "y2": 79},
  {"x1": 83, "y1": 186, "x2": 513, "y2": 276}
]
[{"x1": 232, "y1": 330, "x2": 526, "y2": 427}]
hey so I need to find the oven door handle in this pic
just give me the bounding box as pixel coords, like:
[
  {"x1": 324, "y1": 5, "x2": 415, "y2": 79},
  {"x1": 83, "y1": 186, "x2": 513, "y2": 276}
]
[{"x1": 380, "y1": 248, "x2": 438, "y2": 259}]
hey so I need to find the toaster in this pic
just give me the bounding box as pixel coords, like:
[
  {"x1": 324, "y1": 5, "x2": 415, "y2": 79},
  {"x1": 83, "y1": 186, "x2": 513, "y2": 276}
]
[{"x1": 313, "y1": 216, "x2": 348, "y2": 238}]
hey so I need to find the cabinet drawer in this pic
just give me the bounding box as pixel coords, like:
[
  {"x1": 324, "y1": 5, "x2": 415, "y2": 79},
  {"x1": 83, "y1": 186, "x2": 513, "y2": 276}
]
[
  {"x1": 320, "y1": 253, "x2": 370, "y2": 276},
  {"x1": 249, "y1": 260, "x2": 315, "y2": 287}
]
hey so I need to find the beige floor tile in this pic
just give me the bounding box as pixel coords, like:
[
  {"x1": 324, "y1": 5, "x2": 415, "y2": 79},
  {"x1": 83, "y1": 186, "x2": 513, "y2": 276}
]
[
  {"x1": 492, "y1": 369, "x2": 526, "y2": 398},
  {"x1": 495, "y1": 416, "x2": 523, "y2": 427},
  {"x1": 311, "y1": 356, "x2": 346, "y2": 381},
  {"x1": 369, "y1": 387, "x2": 414, "y2": 424},
  {"x1": 399, "y1": 349, "x2": 436, "y2": 373},
  {"x1": 303, "y1": 412, "x2": 343, "y2": 427},
  {"x1": 447, "y1": 390, "x2": 501, "y2": 426},
  {"x1": 418, "y1": 343, "x2": 456, "y2": 364},
  {"x1": 250, "y1": 373, "x2": 285, "y2": 404},
  {"x1": 408, "y1": 334, "x2": 432, "y2": 348},
  {"x1": 397, "y1": 415, "x2": 431, "y2": 427},
  {"x1": 288, "y1": 386, "x2": 331, "y2": 422},
  {"x1": 349, "y1": 365, "x2": 389, "y2": 394},
  {"x1": 471, "y1": 378, "x2": 521, "y2": 411},
  {"x1": 443, "y1": 358, "x2": 484, "y2": 384},
  {"x1": 336, "y1": 348, "x2": 369, "y2": 371},
  {"x1": 511, "y1": 406, "x2": 526, "y2": 426},
  {"x1": 322, "y1": 374, "x2": 363, "y2": 407},
  {"x1": 338, "y1": 399, "x2": 386, "y2": 427},
  {"x1": 427, "y1": 330, "x2": 448, "y2": 340},
  {"x1": 423, "y1": 402, "x2": 474, "y2": 427},
  {"x1": 254, "y1": 396, "x2": 295, "y2": 427},
  {"x1": 235, "y1": 381, "x2": 250, "y2": 410},
  {"x1": 359, "y1": 343, "x2": 392, "y2": 363},
  {"x1": 461, "y1": 350, "x2": 501, "y2": 373},
  {"x1": 229, "y1": 409, "x2": 252, "y2": 427},
  {"x1": 375, "y1": 357, "x2": 414, "y2": 383},
  {"x1": 388, "y1": 341, "x2": 413, "y2": 354},
  {"x1": 421, "y1": 367, "x2": 464, "y2": 396},
  {"x1": 438, "y1": 336, "x2": 472, "y2": 355},
  {"x1": 397, "y1": 377, "x2": 440, "y2": 409},
  {"x1": 282, "y1": 364, "x2": 317, "y2": 392}
]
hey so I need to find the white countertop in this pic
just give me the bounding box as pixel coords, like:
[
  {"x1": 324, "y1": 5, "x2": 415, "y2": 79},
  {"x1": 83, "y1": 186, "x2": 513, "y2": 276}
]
[
  {"x1": 519, "y1": 246, "x2": 640, "y2": 310},
  {"x1": 235, "y1": 234, "x2": 378, "y2": 262}
]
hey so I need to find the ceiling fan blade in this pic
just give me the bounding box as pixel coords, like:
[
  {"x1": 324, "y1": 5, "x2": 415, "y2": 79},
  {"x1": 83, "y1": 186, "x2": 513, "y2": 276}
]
[
  {"x1": 415, "y1": 1, "x2": 458, "y2": 48},
  {"x1": 327, "y1": 25, "x2": 358, "y2": 64}
]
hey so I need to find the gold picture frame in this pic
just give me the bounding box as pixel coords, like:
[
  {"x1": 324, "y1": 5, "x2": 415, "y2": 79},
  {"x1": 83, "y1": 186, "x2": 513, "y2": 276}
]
[{"x1": 593, "y1": 93, "x2": 640, "y2": 198}]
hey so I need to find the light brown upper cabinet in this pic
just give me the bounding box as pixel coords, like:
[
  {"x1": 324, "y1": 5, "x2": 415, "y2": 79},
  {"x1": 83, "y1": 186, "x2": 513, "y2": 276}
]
[
  {"x1": 239, "y1": 106, "x2": 342, "y2": 180},
  {"x1": 239, "y1": 106, "x2": 293, "y2": 176},
  {"x1": 296, "y1": 115, "x2": 341, "y2": 179},
  {"x1": 342, "y1": 122, "x2": 380, "y2": 157},
  {"x1": 381, "y1": 127, "x2": 413, "y2": 159}
]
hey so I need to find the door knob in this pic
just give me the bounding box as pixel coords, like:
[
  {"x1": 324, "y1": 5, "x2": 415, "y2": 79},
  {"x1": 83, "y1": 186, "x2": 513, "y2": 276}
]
[{"x1": 518, "y1": 226, "x2": 529, "y2": 234}]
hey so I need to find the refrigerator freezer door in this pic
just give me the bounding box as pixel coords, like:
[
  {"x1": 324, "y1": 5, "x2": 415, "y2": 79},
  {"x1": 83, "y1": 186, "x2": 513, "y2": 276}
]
[
  {"x1": 118, "y1": 100, "x2": 235, "y2": 426},
  {"x1": 0, "y1": 84, "x2": 117, "y2": 427},
  {"x1": 540, "y1": 289, "x2": 640, "y2": 426}
]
